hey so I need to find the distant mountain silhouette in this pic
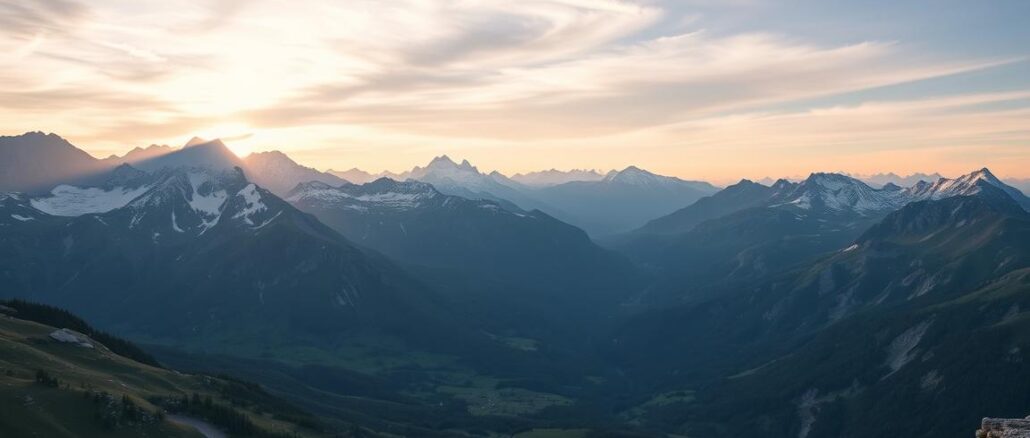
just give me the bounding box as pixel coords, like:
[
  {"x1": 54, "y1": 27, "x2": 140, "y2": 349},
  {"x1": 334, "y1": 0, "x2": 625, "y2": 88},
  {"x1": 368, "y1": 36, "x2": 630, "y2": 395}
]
[
  {"x1": 510, "y1": 168, "x2": 606, "y2": 187},
  {"x1": 0, "y1": 132, "x2": 106, "y2": 193},
  {"x1": 532, "y1": 166, "x2": 719, "y2": 236},
  {"x1": 243, "y1": 150, "x2": 347, "y2": 195}
]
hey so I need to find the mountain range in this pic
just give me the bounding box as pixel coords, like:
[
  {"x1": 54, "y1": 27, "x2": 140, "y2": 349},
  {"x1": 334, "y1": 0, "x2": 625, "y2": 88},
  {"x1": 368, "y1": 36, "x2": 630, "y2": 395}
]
[
  {"x1": 530, "y1": 166, "x2": 719, "y2": 236},
  {"x1": 286, "y1": 178, "x2": 641, "y2": 336},
  {"x1": 323, "y1": 154, "x2": 718, "y2": 236},
  {"x1": 509, "y1": 168, "x2": 607, "y2": 187},
  {"x1": 610, "y1": 182, "x2": 1030, "y2": 436},
  {"x1": 2, "y1": 129, "x2": 1030, "y2": 437},
  {"x1": 617, "y1": 169, "x2": 1029, "y2": 303},
  {"x1": 242, "y1": 150, "x2": 348, "y2": 195},
  {"x1": 1, "y1": 140, "x2": 474, "y2": 358},
  {"x1": 0, "y1": 133, "x2": 636, "y2": 435},
  {"x1": 855, "y1": 171, "x2": 945, "y2": 188},
  {"x1": 0, "y1": 132, "x2": 109, "y2": 192}
]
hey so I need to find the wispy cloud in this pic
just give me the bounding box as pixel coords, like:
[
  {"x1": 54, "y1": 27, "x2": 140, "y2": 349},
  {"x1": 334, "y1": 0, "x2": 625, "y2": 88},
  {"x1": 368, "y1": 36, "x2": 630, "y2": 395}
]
[
  {"x1": 0, "y1": 0, "x2": 1026, "y2": 179},
  {"x1": 0, "y1": 0, "x2": 89, "y2": 39}
]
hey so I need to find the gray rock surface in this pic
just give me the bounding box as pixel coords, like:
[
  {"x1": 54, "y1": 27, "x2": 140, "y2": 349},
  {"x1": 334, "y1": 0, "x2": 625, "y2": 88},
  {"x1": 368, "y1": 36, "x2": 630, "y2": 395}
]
[
  {"x1": 978, "y1": 417, "x2": 1030, "y2": 438},
  {"x1": 49, "y1": 328, "x2": 94, "y2": 348}
]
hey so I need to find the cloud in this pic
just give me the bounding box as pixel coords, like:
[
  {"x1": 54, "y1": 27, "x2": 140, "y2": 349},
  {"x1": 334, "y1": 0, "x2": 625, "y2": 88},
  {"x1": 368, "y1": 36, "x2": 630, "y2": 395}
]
[
  {"x1": 249, "y1": 31, "x2": 1014, "y2": 142},
  {"x1": 0, "y1": 0, "x2": 89, "y2": 39},
  {"x1": 0, "y1": 0, "x2": 1025, "y2": 179}
]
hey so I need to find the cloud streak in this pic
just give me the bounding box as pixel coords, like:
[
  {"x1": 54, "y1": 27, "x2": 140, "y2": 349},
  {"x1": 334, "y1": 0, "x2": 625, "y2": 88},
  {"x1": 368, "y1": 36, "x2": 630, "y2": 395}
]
[{"x1": 0, "y1": 0, "x2": 1026, "y2": 179}]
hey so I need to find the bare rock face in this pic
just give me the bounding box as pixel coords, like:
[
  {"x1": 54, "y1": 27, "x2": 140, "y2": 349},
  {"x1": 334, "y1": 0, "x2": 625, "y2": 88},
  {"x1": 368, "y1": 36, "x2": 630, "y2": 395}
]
[
  {"x1": 49, "y1": 328, "x2": 94, "y2": 348},
  {"x1": 978, "y1": 417, "x2": 1030, "y2": 438}
]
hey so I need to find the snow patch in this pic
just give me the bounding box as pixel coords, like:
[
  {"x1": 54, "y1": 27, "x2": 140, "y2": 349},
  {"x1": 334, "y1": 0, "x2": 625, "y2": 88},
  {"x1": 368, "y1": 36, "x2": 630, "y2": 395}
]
[
  {"x1": 252, "y1": 211, "x2": 281, "y2": 230},
  {"x1": 186, "y1": 173, "x2": 227, "y2": 231},
  {"x1": 796, "y1": 383, "x2": 861, "y2": 438},
  {"x1": 920, "y1": 370, "x2": 942, "y2": 391},
  {"x1": 10, "y1": 214, "x2": 33, "y2": 221},
  {"x1": 171, "y1": 211, "x2": 184, "y2": 232},
  {"x1": 232, "y1": 184, "x2": 267, "y2": 225},
  {"x1": 842, "y1": 244, "x2": 859, "y2": 252},
  {"x1": 31, "y1": 184, "x2": 151, "y2": 216},
  {"x1": 885, "y1": 321, "x2": 931, "y2": 375},
  {"x1": 188, "y1": 189, "x2": 227, "y2": 218},
  {"x1": 288, "y1": 186, "x2": 429, "y2": 210},
  {"x1": 790, "y1": 195, "x2": 812, "y2": 210}
]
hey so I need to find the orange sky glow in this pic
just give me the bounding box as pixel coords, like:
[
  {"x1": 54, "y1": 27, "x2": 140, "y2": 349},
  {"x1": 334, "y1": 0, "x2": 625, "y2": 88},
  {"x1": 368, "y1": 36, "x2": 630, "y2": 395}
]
[{"x1": 1, "y1": 0, "x2": 1028, "y2": 185}]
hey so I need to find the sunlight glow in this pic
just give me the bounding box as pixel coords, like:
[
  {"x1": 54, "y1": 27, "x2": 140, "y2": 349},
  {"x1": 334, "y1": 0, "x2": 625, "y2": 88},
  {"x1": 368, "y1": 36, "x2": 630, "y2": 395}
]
[
  {"x1": 0, "y1": 0, "x2": 1026, "y2": 179},
  {"x1": 194, "y1": 123, "x2": 255, "y2": 157}
]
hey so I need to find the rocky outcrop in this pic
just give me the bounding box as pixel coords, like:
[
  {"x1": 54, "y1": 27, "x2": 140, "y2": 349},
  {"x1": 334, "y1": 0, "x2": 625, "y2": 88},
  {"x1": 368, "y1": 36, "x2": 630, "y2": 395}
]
[
  {"x1": 978, "y1": 417, "x2": 1030, "y2": 438},
  {"x1": 49, "y1": 328, "x2": 94, "y2": 348}
]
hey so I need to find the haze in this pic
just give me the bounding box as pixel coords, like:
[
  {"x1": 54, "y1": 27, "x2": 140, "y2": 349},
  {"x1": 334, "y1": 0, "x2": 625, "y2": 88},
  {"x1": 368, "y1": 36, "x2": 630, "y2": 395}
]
[{"x1": 2, "y1": 0, "x2": 1029, "y2": 184}]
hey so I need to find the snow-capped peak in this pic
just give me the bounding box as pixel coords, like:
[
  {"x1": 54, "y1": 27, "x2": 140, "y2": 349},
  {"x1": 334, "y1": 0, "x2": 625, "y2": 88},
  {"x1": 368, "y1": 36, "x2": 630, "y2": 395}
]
[
  {"x1": 803, "y1": 172, "x2": 863, "y2": 190},
  {"x1": 906, "y1": 167, "x2": 1030, "y2": 211},
  {"x1": 424, "y1": 155, "x2": 476, "y2": 172},
  {"x1": 967, "y1": 167, "x2": 1001, "y2": 185},
  {"x1": 407, "y1": 156, "x2": 487, "y2": 185},
  {"x1": 909, "y1": 168, "x2": 998, "y2": 199},
  {"x1": 775, "y1": 173, "x2": 910, "y2": 214}
]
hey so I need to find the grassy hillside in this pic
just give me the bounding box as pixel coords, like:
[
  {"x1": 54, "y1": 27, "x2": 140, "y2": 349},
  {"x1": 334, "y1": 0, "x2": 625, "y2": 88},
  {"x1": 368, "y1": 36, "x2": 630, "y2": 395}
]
[{"x1": 0, "y1": 304, "x2": 330, "y2": 438}]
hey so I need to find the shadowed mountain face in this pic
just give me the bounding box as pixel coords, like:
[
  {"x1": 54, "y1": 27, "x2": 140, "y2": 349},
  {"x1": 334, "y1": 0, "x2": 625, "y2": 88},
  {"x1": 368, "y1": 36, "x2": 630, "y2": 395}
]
[
  {"x1": 286, "y1": 178, "x2": 642, "y2": 333},
  {"x1": 130, "y1": 138, "x2": 245, "y2": 172},
  {"x1": 509, "y1": 169, "x2": 606, "y2": 187},
  {"x1": 243, "y1": 150, "x2": 347, "y2": 196},
  {"x1": 618, "y1": 170, "x2": 1030, "y2": 300},
  {"x1": 532, "y1": 166, "x2": 719, "y2": 236},
  {"x1": 327, "y1": 167, "x2": 379, "y2": 184},
  {"x1": 0, "y1": 133, "x2": 351, "y2": 202},
  {"x1": 634, "y1": 178, "x2": 786, "y2": 236},
  {"x1": 358, "y1": 156, "x2": 720, "y2": 236},
  {"x1": 5, "y1": 130, "x2": 1030, "y2": 437},
  {"x1": 607, "y1": 181, "x2": 1030, "y2": 437},
  {"x1": 3, "y1": 137, "x2": 642, "y2": 435},
  {"x1": 102, "y1": 144, "x2": 176, "y2": 165},
  {"x1": 0, "y1": 132, "x2": 107, "y2": 193},
  {"x1": 632, "y1": 168, "x2": 1029, "y2": 242},
  {"x1": 618, "y1": 173, "x2": 908, "y2": 303},
  {"x1": 0, "y1": 165, "x2": 464, "y2": 353},
  {"x1": 0, "y1": 300, "x2": 326, "y2": 437},
  {"x1": 397, "y1": 155, "x2": 551, "y2": 212}
]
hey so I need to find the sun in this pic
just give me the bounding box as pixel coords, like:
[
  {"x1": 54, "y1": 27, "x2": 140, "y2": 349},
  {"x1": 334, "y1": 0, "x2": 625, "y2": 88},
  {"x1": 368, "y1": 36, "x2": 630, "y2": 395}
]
[{"x1": 193, "y1": 123, "x2": 255, "y2": 157}]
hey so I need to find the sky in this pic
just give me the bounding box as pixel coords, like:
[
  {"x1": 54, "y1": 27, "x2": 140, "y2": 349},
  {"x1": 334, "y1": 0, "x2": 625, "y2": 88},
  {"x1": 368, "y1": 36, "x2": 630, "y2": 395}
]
[{"x1": 1, "y1": 0, "x2": 1028, "y2": 184}]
